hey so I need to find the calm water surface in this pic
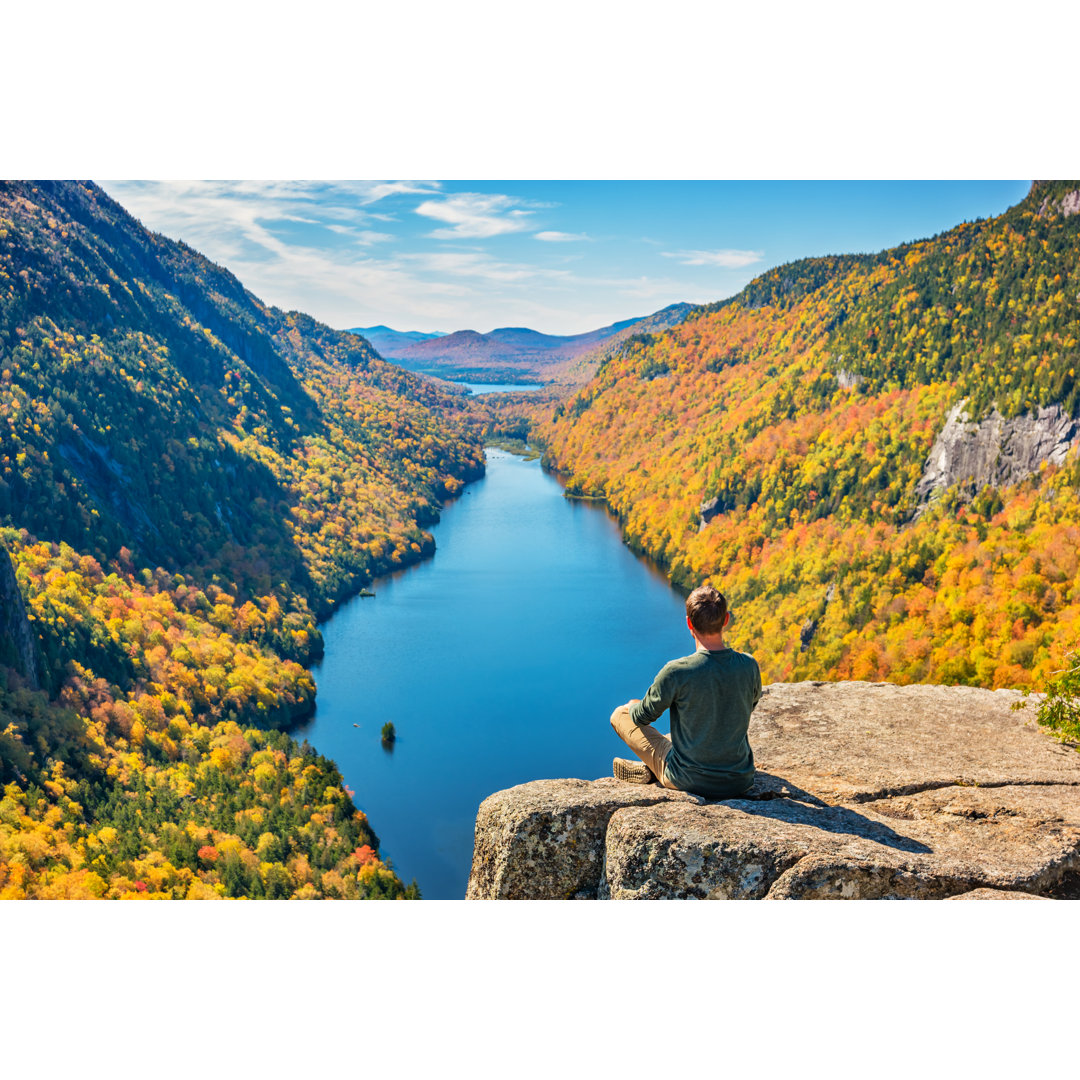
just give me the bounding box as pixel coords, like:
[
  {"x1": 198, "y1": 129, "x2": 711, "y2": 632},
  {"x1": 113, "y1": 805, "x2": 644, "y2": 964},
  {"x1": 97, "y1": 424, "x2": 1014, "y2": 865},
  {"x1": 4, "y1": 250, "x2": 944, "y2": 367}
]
[
  {"x1": 461, "y1": 382, "x2": 543, "y2": 395},
  {"x1": 293, "y1": 449, "x2": 693, "y2": 898}
]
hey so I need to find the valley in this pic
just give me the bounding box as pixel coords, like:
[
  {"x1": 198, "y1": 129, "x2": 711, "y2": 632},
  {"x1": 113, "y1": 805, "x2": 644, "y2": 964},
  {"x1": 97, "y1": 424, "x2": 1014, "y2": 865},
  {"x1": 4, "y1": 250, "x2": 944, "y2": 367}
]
[{"x1": 2, "y1": 179, "x2": 1079, "y2": 900}]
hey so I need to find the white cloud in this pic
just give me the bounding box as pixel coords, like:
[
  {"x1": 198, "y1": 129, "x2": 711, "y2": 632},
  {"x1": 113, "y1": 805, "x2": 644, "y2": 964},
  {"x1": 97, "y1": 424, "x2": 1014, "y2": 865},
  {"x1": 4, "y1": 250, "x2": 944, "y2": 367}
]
[
  {"x1": 95, "y1": 181, "x2": 748, "y2": 335},
  {"x1": 325, "y1": 224, "x2": 395, "y2": 244},
  {"x1": 102, "y1": 180, "x2": 419, "y2": 266},
  {"x1": 535, "y1": 230, "x2": 589, "y2": 242},
  {"x1": 415, "y1": 193, "x2": 537, "y2": 239},
  {"x1": 100, "y1": 181, "x2": 583, "y2": 331},
  {"x1": 402, "y1": 250, "x2": 573, "y2": 286},
  {"x1": 661, "y1": 248, "x2": 764, "y2": 268},
  {"x1": 102, "y1": 179, "x2": 439, "y2": 253},
  {"x1": 354, "y1": 181, "x2": 442, "y2": 204},
  {"x1": 99, "y1": 180, "x2": 473, "y2": 328}
]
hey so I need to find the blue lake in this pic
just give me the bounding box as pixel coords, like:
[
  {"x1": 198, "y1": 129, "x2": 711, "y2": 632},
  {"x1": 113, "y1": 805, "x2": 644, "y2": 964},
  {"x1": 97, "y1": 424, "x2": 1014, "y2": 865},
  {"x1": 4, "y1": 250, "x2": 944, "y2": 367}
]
[
  {"x1": 292, "y1": 449, "x2": 694, "y2": 899},
  {"x1": 461, "y1": 382, "x2": 544, "y2": 395}
]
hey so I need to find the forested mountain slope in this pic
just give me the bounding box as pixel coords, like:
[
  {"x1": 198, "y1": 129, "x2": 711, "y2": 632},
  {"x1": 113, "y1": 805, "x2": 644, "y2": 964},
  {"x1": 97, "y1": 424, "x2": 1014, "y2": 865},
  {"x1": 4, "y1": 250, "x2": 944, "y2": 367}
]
[
  {"x1": 531, "y1": 181, "x2": 1080, "y2": 692},
  {"x1": 0, "y1": 181, "x2": 484, "y2": 898},
  {"x1": 542, "y1": 302, "x2": 696, "y2": 389}
]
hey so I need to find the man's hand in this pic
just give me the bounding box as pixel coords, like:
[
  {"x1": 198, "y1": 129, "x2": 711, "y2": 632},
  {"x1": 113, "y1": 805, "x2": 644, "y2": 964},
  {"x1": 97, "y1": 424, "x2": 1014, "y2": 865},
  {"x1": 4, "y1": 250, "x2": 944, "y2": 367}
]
[{"x1": 627, "y1": 698, "x2": 641, "y2": 707}]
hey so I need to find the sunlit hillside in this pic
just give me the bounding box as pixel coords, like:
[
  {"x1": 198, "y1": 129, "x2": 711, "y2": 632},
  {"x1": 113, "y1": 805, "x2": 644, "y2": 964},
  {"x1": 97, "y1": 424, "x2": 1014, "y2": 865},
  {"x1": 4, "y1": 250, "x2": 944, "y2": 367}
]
[{"x1": 528, "y1": 182, "x2": 1080, "y2": 691}]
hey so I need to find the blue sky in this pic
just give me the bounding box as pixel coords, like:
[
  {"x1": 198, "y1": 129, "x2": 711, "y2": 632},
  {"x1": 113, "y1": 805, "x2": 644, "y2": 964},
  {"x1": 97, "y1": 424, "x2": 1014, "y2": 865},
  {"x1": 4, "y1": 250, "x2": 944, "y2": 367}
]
[{"x1": 101, "y1": 180, "x2": 1032, "y2": 337}]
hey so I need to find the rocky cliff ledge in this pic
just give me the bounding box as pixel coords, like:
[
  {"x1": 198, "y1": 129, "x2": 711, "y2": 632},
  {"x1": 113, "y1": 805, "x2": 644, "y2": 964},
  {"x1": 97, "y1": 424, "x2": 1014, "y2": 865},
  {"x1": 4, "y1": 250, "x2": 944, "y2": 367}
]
[{"x1": 466, "y1": 682, "x2": 1080, "y2": 899}]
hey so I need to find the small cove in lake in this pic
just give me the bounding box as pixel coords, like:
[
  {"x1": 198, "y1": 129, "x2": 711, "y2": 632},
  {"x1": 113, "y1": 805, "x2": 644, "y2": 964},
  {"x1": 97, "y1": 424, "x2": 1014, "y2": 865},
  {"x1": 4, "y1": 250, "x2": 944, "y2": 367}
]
[{"x1": 293, "y1": 448, "x2": 697, "y2": 899}]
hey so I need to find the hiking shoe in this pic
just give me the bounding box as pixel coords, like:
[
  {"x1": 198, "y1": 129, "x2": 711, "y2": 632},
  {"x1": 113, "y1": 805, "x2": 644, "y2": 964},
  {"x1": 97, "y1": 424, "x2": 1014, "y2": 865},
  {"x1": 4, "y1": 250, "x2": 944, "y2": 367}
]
[{"x1": 613, "y1": 757, "x2": 656, "y2": 784}]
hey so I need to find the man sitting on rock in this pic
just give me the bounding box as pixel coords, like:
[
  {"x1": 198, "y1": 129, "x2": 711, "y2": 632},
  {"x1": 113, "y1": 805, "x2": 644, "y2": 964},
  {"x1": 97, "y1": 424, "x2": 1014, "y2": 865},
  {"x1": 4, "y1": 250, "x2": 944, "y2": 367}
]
[{"x1": 610, "y1": 584, "x2": 761, "y2": 798}]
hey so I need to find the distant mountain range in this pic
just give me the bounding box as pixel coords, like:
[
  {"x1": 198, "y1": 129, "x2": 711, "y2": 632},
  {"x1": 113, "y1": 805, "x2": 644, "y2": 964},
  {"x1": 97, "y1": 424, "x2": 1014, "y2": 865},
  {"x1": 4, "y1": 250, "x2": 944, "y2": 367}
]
[
  {"x1": 348, "y1": 303, "x2": 695, "y2": 384},
  {"x1": 349, "y1": 325, "x2": 448, "y2": 354}
]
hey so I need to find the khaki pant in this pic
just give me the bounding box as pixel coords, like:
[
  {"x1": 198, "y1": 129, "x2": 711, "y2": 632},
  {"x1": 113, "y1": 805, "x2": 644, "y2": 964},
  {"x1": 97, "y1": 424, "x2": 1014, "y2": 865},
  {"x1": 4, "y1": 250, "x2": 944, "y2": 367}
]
[{"x1": 609, "y1": 704, "x2": 678, "y2": 788}]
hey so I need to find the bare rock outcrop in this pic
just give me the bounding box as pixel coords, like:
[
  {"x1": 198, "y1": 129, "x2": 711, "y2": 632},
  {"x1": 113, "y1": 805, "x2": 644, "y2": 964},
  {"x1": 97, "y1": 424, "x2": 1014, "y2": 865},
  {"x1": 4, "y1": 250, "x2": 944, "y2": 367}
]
[
  {"x1": 945, "y1": 888, "x2": 1053, "y2": 900},
  {"x1": 1036, "y1": 185, "x2": 1080, "y2": 219},
  {"x1": 465, "y1": 779, "x2": 705, "y2": 900},
  {"x1": 0, "y1": 543, "x2": 40, "y2": 690},
  {"x1": 914, "y1": 399, "x2": 1079, "y2": 511},
  {"x1": 466, "y1": 681, "x2": 1080, "y2": 900},
  {"x1": 698, "y1": 496, "x2": 725, "y2": 531}
]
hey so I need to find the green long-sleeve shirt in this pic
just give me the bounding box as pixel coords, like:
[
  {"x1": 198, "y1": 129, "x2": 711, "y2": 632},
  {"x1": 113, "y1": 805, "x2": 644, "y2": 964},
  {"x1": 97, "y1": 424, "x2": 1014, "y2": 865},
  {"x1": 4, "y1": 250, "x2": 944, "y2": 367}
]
[{"x1": 630, "y1": 645, "x2": 761, "y2": 798}]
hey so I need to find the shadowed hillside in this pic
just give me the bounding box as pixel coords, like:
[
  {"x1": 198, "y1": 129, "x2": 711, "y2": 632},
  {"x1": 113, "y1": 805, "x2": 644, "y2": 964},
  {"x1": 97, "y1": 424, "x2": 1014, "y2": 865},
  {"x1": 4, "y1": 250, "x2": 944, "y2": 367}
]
[{"x1": 0, "y1": 180, "x2": 485, "y2": 898}]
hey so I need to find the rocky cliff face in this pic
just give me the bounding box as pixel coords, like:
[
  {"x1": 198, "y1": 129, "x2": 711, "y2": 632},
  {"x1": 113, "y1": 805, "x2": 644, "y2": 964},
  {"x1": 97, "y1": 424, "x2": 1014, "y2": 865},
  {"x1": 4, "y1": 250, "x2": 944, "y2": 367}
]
[
  {"x1": 914, "y1": 399, "x2": 1079, "y2": 511},
  {"x1": 1034, "y1": 184, "x2": 1080, "y2": 218},
  {"x1": 0, "y1": 544, "x2": 40, "y2": 689},
  {"x1": 467, "y1": 681, "x2": 1080, "y2": 899}
]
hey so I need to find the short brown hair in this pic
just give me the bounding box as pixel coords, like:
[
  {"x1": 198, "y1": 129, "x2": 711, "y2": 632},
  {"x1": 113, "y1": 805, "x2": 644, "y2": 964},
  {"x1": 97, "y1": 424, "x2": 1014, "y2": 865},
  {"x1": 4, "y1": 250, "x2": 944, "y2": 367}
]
[{"x1": 686, "y1": 584, "x2": 728, "y2": 635}]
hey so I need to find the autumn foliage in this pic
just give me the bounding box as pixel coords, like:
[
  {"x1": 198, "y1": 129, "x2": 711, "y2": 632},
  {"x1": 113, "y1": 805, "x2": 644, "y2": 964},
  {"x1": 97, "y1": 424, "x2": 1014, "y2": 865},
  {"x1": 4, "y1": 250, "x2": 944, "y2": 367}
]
[
  {"x1": 0, "y1": 181, "x2": 485, "y2": 898},
  {"x1": 528, "y1": 183, "x2": 1080, "y2": 701}
]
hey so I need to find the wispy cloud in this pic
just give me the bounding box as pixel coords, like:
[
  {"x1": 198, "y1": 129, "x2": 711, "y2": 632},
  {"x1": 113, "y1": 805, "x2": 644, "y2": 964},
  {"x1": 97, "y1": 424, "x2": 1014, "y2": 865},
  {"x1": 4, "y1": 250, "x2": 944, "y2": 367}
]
[
  {"x1": 357, "y1": 181, "x2": 442, "y2": 204},
  {"x1": 415, "y1": 193, "x2": 540, "y2": 239},
  {"x1": 661, "y1": 248, "x2": 764, "y2": 268},
  {"x1": 103, "y1": 180, "x2": 429, "y2": 265},
  {"x1": 402, "y1": 250, "x2": 573, "y2": 286},
  {"x1": 97, "y1": 180, "x2": 745, "y2": 335},
  {"x1": 535, "y1": 230, "x2": 589, "y2": 242},
  {"x1": 99, "y1": 180, "x2": 473, "y2": 327},
  {"x1": 325, "y1": 224, "x2": 394, "y2": 244}
]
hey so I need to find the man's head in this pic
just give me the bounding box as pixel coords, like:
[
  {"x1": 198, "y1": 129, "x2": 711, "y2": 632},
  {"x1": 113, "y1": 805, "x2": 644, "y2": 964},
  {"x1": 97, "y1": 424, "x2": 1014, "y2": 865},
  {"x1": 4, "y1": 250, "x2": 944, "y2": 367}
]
[{"x1": 686, "y1": 584, "x2": 729, "y2": 638}]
